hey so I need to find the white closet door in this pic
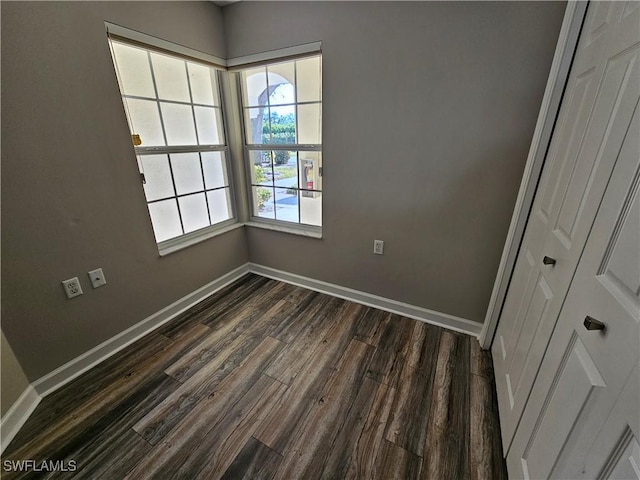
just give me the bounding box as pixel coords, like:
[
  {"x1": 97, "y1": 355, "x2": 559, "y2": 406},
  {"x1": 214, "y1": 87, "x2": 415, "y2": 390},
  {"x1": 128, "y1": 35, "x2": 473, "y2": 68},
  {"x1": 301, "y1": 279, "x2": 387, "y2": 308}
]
[
  {"x1": 507, "y1": 99, "x2": 639, "y2": 480},
  {"x1": 492, "y1": 0, "x2": 640, "y2": 450}
]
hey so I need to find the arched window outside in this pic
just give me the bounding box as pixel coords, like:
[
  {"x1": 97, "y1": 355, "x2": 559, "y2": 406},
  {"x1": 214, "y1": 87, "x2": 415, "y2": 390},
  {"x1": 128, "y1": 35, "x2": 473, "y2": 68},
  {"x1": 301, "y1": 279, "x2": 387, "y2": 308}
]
[{"x1": 239, "y1": 55, "x2": 322, "y2": 228}]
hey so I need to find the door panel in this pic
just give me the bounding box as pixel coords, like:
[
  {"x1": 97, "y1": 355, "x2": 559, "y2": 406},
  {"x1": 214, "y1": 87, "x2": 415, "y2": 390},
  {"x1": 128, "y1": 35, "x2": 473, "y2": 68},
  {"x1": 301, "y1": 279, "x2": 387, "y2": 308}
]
[
  {"x1": 537, "y1": 67, "x2": 597, "y2": 224},
  {"x1": 492, "y1": 0, "x2": 640, "y2": 449},
  {"x1": 595, "y1": 369, "x2": 640, "y2": 480},
  {"x1": 507, "y1": 274, "x2": 553, "y2": 406},
  {"x1": 598, "y1": 183, "x2": 640, "y2": 313},
  {"x1": 520, "y1": 336, "x2": 605, "y2": 480},
  {"x1": 507, "y1": 99, "x2": 639, "y2": 479}
]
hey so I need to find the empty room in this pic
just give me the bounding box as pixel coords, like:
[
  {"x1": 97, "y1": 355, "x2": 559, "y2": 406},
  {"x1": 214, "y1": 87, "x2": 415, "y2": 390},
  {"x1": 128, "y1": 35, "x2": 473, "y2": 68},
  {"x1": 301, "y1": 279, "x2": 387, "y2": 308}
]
[{"x1": 1, "y1": 1, "x2": 638, "y2": 479}]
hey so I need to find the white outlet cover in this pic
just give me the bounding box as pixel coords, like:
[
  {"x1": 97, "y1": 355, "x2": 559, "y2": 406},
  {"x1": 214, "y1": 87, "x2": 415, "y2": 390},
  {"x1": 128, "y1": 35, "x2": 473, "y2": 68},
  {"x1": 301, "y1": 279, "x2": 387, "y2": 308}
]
[
  {"x1": 374, "y1": 240, "x2": 384, "y2": 255},
  {"x1": 88, "y1": 268, "x2": 107, "y2": 289},
  {"x1": 62, "y1": 277, "x2": 83, "y2": 299}
]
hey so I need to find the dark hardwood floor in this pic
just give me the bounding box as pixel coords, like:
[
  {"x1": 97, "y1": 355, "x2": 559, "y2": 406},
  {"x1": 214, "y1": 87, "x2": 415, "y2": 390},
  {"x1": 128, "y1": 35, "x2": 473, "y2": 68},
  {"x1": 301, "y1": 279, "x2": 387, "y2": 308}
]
[{"x1": 2, "y1": 274, "x2": 507, "y2": 479}]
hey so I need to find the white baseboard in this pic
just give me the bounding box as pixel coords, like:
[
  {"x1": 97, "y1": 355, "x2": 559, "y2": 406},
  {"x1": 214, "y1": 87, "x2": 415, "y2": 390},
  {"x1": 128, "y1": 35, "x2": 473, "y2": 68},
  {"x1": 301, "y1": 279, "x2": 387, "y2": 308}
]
[
  {"x1": 1, "y1": 385, "x2": 41, "y2": 454},
  {"x1": 31, "y1": 264, "x2": 251, "y2": 398},
  {"x1": 248, "y1": 263, "x2": 483, "y2": 337}
]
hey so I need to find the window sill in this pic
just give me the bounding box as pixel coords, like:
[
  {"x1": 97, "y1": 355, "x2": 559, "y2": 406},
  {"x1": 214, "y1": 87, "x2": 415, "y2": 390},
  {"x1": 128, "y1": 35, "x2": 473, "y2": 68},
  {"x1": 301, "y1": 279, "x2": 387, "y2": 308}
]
[
  {"x1": 158, "y1": 219, "x2": 321, "y2": 256},
  {"x1": 245, "y1": 220, "x2": 322, "y2": 239},
  {"x1": 158, "y1": 221, "x2": 244, "y2": 256}
]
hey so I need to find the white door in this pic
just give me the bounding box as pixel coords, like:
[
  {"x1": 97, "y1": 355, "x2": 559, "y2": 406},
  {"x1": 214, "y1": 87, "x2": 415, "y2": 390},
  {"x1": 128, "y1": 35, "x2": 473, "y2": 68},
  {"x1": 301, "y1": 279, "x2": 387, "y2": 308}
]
[
  {"x1": 507, "y1": 99, "x2": 639, "y2": 479},
  {"x1": 492, "y1": 0, "x2": 640, "y2": 450}
]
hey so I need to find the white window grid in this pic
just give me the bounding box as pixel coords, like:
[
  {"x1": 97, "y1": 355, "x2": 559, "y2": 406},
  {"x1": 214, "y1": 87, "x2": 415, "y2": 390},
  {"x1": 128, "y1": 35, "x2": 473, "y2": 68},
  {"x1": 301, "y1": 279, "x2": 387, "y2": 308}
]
[{"x1": 110, "y1": 39, "x2": 236, "y2": 241}]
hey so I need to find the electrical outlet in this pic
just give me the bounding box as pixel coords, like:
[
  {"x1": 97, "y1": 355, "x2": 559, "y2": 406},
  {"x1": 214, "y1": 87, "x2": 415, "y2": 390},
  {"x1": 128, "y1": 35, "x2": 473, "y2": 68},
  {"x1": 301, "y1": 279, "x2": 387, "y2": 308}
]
[
  {"x1": 62, "y1": 277, "x2": 83, "y2": 299},
  {"x1": 88, "y1": 268, "x2": 107, "y2": 289},
  {"x1": 373, "y1": 239, "x2": 384, "y2": 255}
]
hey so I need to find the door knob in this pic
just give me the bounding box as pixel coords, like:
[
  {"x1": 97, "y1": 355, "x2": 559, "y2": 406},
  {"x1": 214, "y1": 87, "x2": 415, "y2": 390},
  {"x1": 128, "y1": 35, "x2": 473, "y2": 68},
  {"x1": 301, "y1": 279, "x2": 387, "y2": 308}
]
[
  {"x1": 584, "y1": 316, "x2": 606, "y2": 331},
  {"x1": 543, "y1": 256, "x2": 556, "y2": 265}
]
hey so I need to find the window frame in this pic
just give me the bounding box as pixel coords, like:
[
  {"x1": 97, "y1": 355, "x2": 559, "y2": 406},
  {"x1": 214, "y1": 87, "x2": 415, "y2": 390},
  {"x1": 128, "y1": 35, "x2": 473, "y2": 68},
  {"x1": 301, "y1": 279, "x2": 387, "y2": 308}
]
[
  {"x1": 106, "y1": 29, "x2": 240, "y2": 254},
  {"x1": 236, "y1": 54, "x2": 323, "y2": 235}
]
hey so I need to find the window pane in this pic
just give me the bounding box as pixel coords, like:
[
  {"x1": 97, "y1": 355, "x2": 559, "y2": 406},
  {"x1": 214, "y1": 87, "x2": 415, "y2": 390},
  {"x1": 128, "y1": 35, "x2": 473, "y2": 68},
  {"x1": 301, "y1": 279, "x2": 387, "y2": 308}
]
[
  {"x1": 251, "y1": 151, "x2": 273, "y2": 185},
  {"x1": 247, "y1": 150, "x2": 265, "y2": 170},
  {"x1": 253, "y1": 186, "x2": 274, "y2": 219},
  {"x1": 160, "y1": 102, "x2": 197, "y2": 145},
  {"x1": 141, "y1": 154, "x2": 174, "y2": 201},
  {"x1": 270, "y1": 105, "x2": 296, "y2": 144},
  {"x1": 296, "y1": 56, "x2": 321, "y2": 103},
  {"x1": 299, "y1": 152, "x2": 322, "y2": 191},
  {"x1": 148, "y1": 199, "x2": 182, "y2": 242},
  {"x1": 202, "y1": 152, "x2": 227, "y2": 189},
  {"x1": 242, "y1": 67, "x2": 268, "y2": 107},
  {"x1": 267, "y1": 62, "x2": 295, "y2": 105},
  {"x1": 275, "y1": 187, "x2": 299, "y2": 223},
  {"x1": 111, "y1": 43, "x2": 155, "y2": 98},
  {"x1": 273, "y1": 151, "x2": 297, "y2": 189},
  {"x1": 170, "y1": 153, "x2": 203, "y2": 195},
  {"x1": 207, "y1": 188, "x2": 232, "y2": 224},
  {"x1": 245, "y1": 107, "x2": 269, "y2": 145},
  {"x1": 298, "y1": 103, "x2": 321, "y2": 144},
  {"x1": 188, "y1": 63, "x2": 219, "y2": 106},
  {"x1": 150, "y1": 53, "x2": 190, "y2": 103},
  {"x1": 126, "y1": 99, "x2": 165, "y2": 146},
  {"x1": 194, "y1": 106, "x2": 223, "y2": 145},
  {"x1": 179, "y1": 193, "x2": 209, "y2": 233},
  {"x1": 300, "y1": 190, "x2": 322, "y2": 226}
]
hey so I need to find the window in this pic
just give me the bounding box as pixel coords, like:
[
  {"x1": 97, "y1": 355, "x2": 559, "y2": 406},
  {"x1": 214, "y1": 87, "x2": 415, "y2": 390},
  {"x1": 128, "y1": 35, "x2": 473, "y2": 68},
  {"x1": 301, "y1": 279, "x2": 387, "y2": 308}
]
[
  {"x1": 238, "y1": 55, "x2": 322, "y2": 229},
  {"x1": 108, "y1": 39, "x2": 234, "y2": 247}
]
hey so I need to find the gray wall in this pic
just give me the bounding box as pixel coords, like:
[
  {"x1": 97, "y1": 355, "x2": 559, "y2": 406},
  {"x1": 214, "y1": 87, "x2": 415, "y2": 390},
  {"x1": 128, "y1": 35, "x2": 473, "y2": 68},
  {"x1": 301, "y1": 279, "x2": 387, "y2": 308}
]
[
  {"x1": 1, "y1": 1, "x2": 248, "y2": 380},
  {"x1": 1, "y1": 330, "x2": 30, "y2": 416},
  {"x1": 225, "y1": 1, "x2": 565, "y2": 322},
  {"x1": 1, "y1": 1, "x2": 566, "y2": 383}
]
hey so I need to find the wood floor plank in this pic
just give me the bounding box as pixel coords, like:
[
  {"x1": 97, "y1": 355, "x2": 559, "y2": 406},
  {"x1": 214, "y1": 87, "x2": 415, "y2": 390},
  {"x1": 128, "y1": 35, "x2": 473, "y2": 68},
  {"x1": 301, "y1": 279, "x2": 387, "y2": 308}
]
[
  {"x1": 4, "y1": 324, "x2": 210, "y2": 462},
  {"x1": 345, "y1": 381, "x2": 396, "y2": 479},
  {"x1": 375, "y1": 440, "x2": 423, "y2": 480},
  {"x1": 470, "y1": 338, "x2": 494, "y2": 380},
  {"x1": 354, "y1": 308, "x2": 392, "y2": 346},
  {"x1": 164, "y1": 298, "x2": 278, "y2": 383},
  {"x1": 248, "y1": 280, "x2": 313, "y2": 308},
  {"x1": 470, "y1": 374, "x2": 507, "y2": 480},
  {"x1": 269, "y1": 291, "x2": 326, "y2": 343},
  {"x1": 178, "y1": 376, "x2": 288, "y2": 479},
  {"x1": 5, "y1": 331, "x2": 172, "y2": 453},
  {"x1": 423, "y1": 331, "x2": 471, "y2": 480},
  {"x1": 384, "y1": 321, "x2": 441, "y2": 456},
  {"x1": 265, "y1": 295, "x2": 339, "y2": 384},
  {"x1": 220, "y1": 437, "x2": 283, "y2": 480},
  {"x1": 254, "y1": 301, "x2": 366, "y2": 454},
  {"x1": 365, "y1": 314, "x2": 414, "y2": 387},
  {"x1": 48, "y1": 373, "x2": 181, "y2": 480},
  {"x1": 124, "y1": 336, "x2": 285, "y2": 479},
  {"x1": 134, "y1": 329, "x2": 268, "y2": 445},
  {"x1": 136, "y1": 299, "x2": 301, "y2": 444},
  {"x1": 161, "y1": 275, "x2": 271, "y2": 339},
  {"x1": 253, "y1": 362, "x2": 335, "y2": 455},
  {"x1": 75, "y1": 431, "x2": 151, "y2": 480},
  {"x1": 273, "y1": 339, "x2": 375, "y2": 479},
  {"x1": 2, "y1": 376, "x2": 179, "y2": 480},
  {"x1": 200, "y1": 287, "x2": 276, "y2": 332},
  {"x1": 321, "y1": 376, "x2": 380, "y2": 478},
  {"x1": 157, "y1": 274, "x2": 265, "y2": 340}
]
